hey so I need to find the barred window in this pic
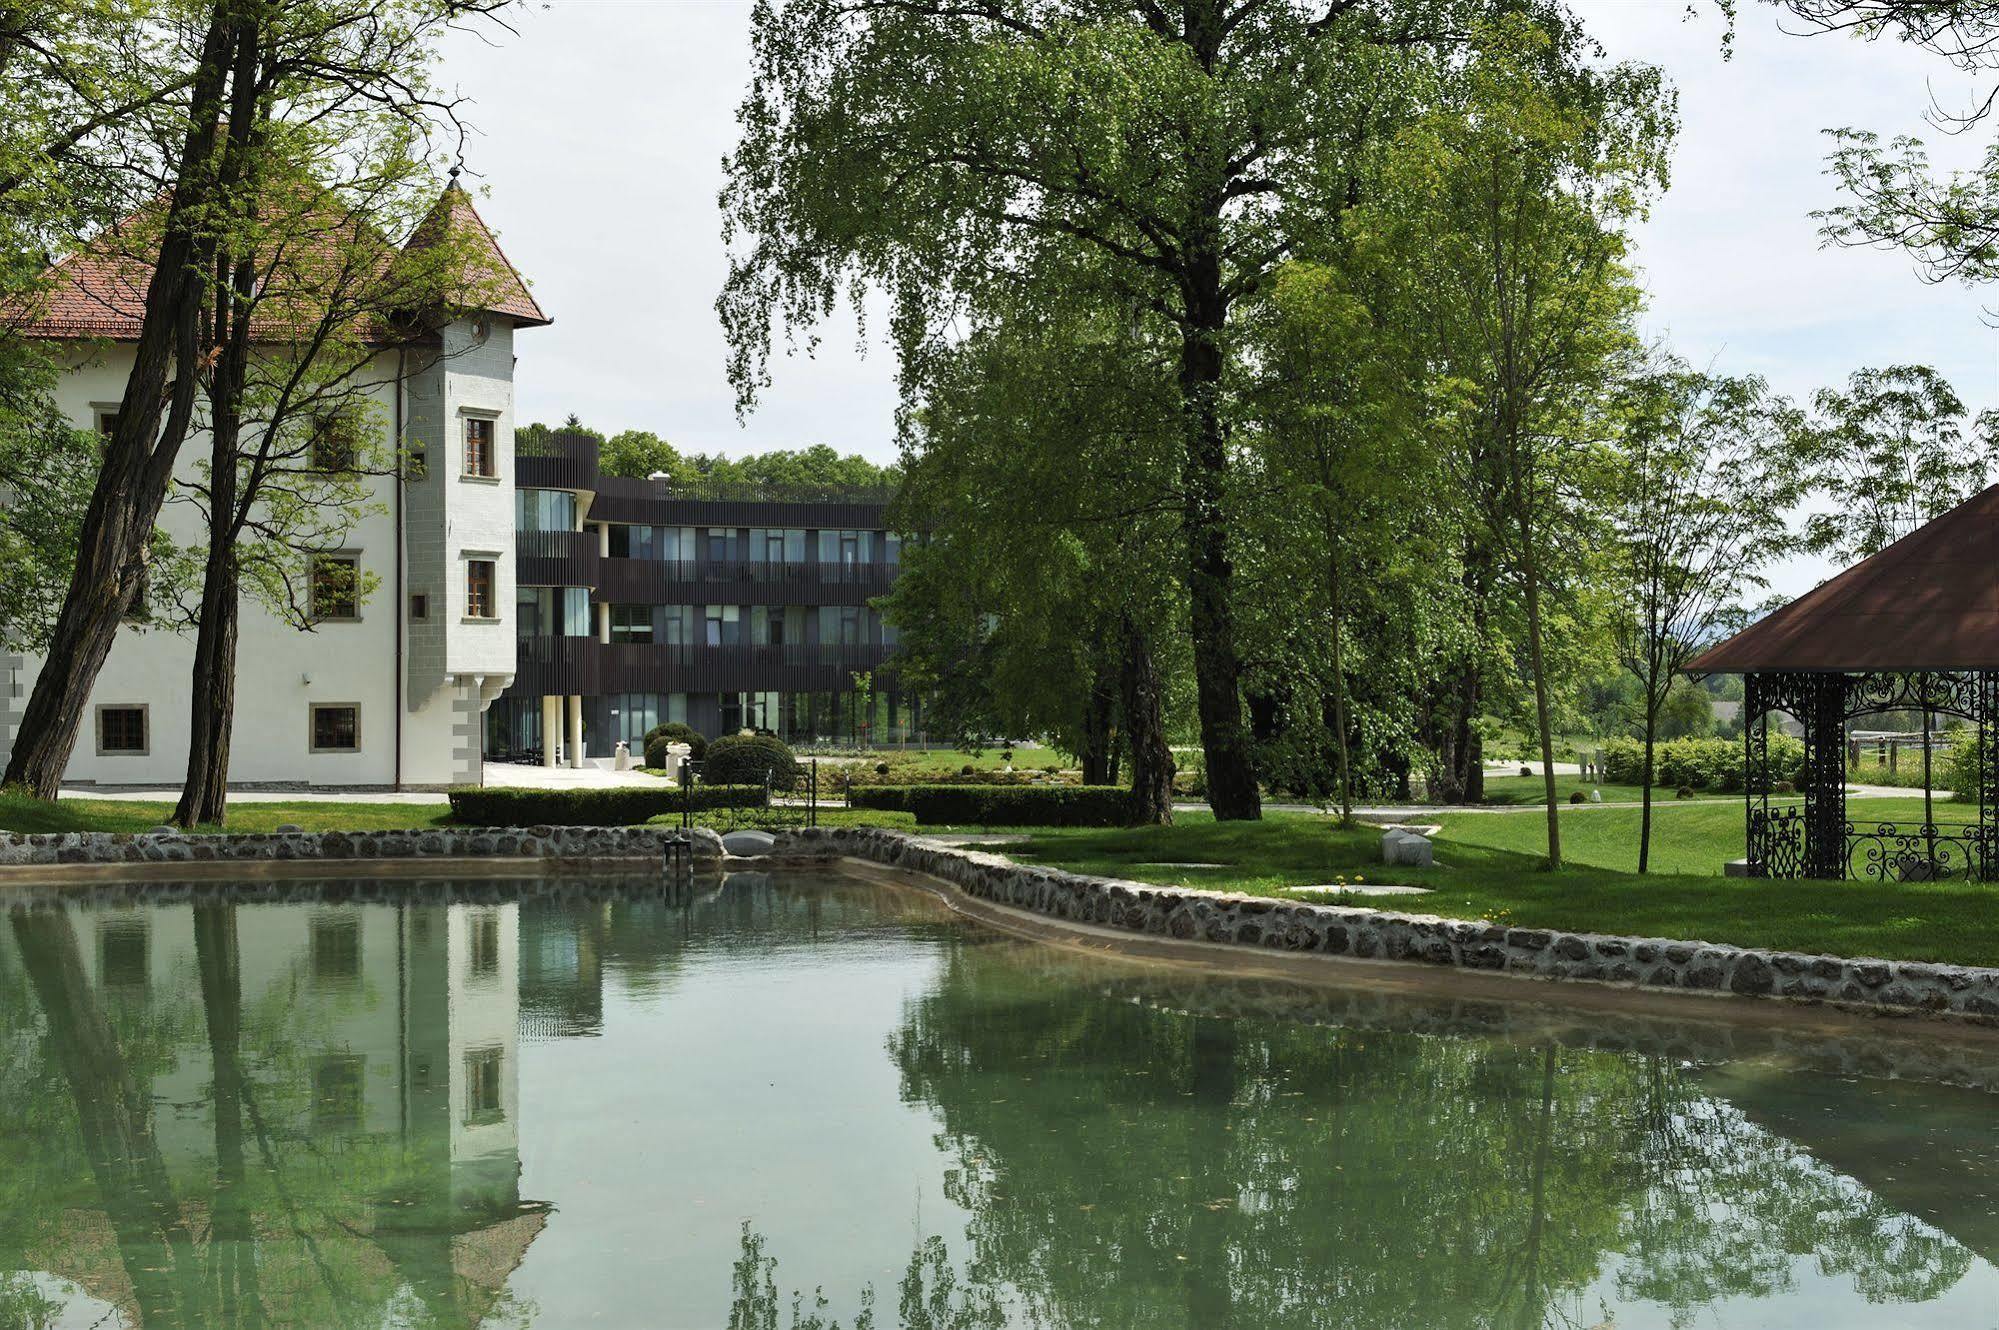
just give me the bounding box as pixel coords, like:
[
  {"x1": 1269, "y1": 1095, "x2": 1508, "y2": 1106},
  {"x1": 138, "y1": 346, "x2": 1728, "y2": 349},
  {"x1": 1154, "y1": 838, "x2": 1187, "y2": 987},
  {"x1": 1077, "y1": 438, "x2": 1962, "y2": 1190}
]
[{"x1": 463, "y1": 417, "x2": 496, "y2": 477}]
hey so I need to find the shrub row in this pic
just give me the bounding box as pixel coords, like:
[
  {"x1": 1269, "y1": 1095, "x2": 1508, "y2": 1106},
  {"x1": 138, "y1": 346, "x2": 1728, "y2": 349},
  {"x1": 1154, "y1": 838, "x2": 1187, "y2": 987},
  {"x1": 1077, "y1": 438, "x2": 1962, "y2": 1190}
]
[
  {"x1": 849, "y1": 784, "x2": 1141, "y2": 826},
  {"x1": 1598, "y1": 735, "x2": 1804, "y2": 792},
  {"x1": 447, "y1": 784, "x2": 767, "y2": 827}
]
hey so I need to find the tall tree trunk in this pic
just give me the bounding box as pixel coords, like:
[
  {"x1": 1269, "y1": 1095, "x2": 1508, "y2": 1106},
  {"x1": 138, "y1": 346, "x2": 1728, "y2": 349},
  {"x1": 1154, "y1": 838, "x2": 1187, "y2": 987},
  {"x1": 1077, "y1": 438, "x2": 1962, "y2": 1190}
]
[
  {"x1": 1519, "y1": 514, "x2": 1562, "y2": 869},
  {"x1": 1079, "y1": 659, "x2": 1118, "y2": 786},
  {"x1": 1120, "y1": 620, "x2": 1175, "y2": 825},
  {"x1": 177, "y1": 98, "x2": 262, "y2": 830},
  {"x1": 177, "y1": 552, "x2": 241, "y2": 827},
  {"x1": 1323, "y1": 507, "x2": 1354, "y2": 825},
  {"x1": 195, "y1": 903, "x2": 264, "y2": 1326},
  {"x1": 1638, "y1": 678, "x2": 1660, "y2": 875},
  {"x1": 3, "y1": 5, "x2": 240, "y2": 796},
  {"x1": 1177, "y1": 262, "x2": 1259, "y2": 821}
]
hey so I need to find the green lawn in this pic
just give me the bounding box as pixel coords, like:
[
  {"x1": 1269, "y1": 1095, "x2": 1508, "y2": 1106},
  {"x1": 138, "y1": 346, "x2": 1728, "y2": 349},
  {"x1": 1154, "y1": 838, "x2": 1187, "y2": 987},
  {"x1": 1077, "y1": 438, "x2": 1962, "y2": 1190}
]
[
  {"x1": 1430, "y1": 796, "x2": 1965, "y2": 876},
  {"x1": 0, "y1": 791, "x2": 451, "y2": 835},
  {"x1": 981, "y1": 808, "x2": 1999, "y2": 967},
  {"x1": 816, "y1": 745, "x2": 1068, "y2": 774}
]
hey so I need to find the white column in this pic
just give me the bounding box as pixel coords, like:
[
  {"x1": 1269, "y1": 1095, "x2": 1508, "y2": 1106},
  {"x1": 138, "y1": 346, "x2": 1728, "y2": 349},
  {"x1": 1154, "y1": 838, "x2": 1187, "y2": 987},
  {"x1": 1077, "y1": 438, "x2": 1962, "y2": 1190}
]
[
  {"x1": 567, "y1": 693, "x2": 585, "y2": 768},
  {"x1": 540, "y1": 695, "x2": 560, "y2": 768}
]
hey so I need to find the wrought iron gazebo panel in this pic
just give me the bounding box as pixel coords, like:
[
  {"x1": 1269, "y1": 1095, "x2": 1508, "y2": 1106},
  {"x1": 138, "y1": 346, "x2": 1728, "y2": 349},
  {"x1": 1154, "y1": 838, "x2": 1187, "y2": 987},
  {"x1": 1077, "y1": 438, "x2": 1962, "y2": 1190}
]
[{"x1": 1742, "y1": 668, "x2": 1999, "y2": 883}]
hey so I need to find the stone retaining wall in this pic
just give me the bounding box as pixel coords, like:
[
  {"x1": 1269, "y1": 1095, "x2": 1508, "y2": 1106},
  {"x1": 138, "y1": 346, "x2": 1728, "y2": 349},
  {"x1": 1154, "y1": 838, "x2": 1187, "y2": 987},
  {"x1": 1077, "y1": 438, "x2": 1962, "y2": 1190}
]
[
  {"x1": 0, "y1": 825, "x2": 701, "y2": 867},
  {"x1": 771, "y1": 826, "x2": 1999, "y2": 1024}
]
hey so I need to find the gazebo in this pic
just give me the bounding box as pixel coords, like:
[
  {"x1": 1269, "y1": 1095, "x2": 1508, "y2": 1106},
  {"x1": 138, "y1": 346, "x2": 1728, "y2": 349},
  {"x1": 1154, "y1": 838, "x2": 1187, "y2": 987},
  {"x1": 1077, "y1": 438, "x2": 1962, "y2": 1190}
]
[{"x1": 1686, "y1": 485, "x2": 1999, "y2": 882}]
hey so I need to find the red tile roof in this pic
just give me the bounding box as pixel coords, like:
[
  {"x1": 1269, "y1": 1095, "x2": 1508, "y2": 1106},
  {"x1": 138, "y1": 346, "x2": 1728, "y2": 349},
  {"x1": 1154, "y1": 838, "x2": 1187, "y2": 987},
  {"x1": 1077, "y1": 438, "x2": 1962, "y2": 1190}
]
[
  {"x1": 1686, "y1": 483, "x2": 1999, "y2": 673},
  {"x1": 403, "y1": 181, "x2": 550, "y2": 327},
  {"x1": 9, "y1": 180, "x2": 547, "y2": 341}
]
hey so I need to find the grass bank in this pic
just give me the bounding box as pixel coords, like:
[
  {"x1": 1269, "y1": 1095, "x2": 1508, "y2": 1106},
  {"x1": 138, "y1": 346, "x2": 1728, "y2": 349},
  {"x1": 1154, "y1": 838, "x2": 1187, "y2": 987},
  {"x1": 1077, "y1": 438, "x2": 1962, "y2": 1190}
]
[
  {"x1": 0, "y1": 791, "x2": 452, "y2": 835},
  {"x1": 974, "y1": 808, "x2": 1999, "y2": 968}
]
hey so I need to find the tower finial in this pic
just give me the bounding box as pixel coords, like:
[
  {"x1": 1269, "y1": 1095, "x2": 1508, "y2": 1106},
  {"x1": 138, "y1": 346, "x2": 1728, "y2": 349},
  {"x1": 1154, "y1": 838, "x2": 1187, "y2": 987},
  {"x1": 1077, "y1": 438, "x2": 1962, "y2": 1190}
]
[{"x1": 447, "y1": 161, "x2": 462, "y2": 189}]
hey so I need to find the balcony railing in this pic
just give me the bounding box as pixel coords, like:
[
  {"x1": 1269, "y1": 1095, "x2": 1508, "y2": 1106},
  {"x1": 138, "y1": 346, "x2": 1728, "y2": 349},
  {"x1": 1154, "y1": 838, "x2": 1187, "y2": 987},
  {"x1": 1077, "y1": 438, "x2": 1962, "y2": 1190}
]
[
  {"x1": 594, "y1": 555, "x2": 894, "y2": 604},
  {"x1": 517, "y1": 529, "x2": 599, "y2": 588},
  {"x1": 517, "y1": 430, "x2": 599, "y2": 493},
  {"x1": 508, "y1": 637, "x2": 895, "y2": 699}
]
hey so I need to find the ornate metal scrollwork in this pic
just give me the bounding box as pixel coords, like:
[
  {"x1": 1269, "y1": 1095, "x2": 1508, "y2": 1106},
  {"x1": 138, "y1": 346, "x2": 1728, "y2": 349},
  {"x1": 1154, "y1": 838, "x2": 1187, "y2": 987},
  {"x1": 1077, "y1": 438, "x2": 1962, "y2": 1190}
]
[
  {"x1": 1844, "y1": 821, "x2": 1991, "y2": 883},
  {"x1": 1749, "y1": 805, "x2": 1805, "y2": 878}
]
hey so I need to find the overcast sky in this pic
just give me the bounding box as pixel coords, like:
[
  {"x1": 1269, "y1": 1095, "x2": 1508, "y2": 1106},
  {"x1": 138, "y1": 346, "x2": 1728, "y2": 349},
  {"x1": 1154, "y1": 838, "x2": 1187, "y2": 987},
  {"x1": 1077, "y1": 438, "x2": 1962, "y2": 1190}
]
[{"x1": 442, "y1": 1, "x2": 1999, "y2": 586}]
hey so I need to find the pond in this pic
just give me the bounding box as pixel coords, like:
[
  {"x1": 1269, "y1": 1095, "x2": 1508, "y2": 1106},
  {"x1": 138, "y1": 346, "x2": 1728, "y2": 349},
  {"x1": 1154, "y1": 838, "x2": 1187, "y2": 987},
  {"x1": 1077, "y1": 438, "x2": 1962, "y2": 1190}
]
[{"x1": 2, "y1": 867, "x2": 1998, "y2": 1328}]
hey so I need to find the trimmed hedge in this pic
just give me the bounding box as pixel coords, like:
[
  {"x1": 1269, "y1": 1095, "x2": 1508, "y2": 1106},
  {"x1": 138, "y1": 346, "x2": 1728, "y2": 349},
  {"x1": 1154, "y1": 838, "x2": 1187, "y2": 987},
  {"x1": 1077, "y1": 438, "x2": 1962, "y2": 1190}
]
[
  {"x1": 849, "y1": 784, "x2": 1140, "y2": 827},
  {"x1": 447, "y1": 784, "x2": 767, "y2": 827},
  {"x1": 704, "y1": 733, "x2": 801, "y2": 792},
  {"x1": 644, "y1": 722, "x2": 706, "y2": 764},
  {"x1": 1598, "y1": 735, "x2": 1804, "y2": 793}
]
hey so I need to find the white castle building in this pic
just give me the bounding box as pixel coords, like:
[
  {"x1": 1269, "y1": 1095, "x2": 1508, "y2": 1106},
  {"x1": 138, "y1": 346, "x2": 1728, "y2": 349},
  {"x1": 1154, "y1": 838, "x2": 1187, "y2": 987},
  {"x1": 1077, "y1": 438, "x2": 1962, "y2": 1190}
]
[{"x1": 0, "y1": 178, "x2": 545, "y2": 789}]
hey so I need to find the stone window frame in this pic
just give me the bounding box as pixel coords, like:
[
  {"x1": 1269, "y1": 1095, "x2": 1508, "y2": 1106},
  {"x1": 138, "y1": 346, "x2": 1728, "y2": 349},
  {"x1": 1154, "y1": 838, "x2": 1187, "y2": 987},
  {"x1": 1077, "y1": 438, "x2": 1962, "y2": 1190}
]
[
  {"x1": 308, "y1": 702, "x2": 362, "y2": 754},
  {"x1": 463, "y1": 1045, "x2": 505, "y2": 1125},
  {"x1": 95, "y1": 703, "x2": 149, "y2": 756},
  {"x1": 309, "y1": 551, "x2": 364, "y2": 623},
  {"x1": 460, "y1": 409, "x2": 500, "y2": 481},
  {"x1": 463, "y1": 554, "x2": 500, "y2": 622}
]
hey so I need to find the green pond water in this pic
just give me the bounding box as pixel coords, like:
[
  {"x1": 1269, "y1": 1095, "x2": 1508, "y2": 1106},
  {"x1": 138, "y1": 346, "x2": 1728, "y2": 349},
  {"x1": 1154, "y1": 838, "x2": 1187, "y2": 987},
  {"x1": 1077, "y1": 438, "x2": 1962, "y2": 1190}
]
[{"x1": 2, "y1": 869, "x2": 1998, "y2": 1329}]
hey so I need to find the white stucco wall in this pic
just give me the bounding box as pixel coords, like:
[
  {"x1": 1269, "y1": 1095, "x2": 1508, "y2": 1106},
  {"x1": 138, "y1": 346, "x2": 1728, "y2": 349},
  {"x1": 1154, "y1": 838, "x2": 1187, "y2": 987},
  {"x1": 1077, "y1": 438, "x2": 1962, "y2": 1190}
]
[{"x1": 1, "y1": 317, "x2": 523, "y2": 789}]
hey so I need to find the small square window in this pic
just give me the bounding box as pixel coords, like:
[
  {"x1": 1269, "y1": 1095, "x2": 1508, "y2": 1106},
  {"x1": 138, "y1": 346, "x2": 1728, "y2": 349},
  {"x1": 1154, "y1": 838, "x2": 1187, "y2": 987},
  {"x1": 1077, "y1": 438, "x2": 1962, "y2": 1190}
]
[
  {"x1": 311, "y1": 914, "x2": 361, "y2": 983},
  {"x1": 95, "y1": 410, "x2": 119, "y2": 437},
  {"x1": 409, "y1": 593, "x2": 429, "y2": 621},
  {"x1": 465, "y1": 560, "x2": 496, "y2": 620},
  {"x1": 97, "y1": 705, "x2": 147, "y2": 756},
  {"x1": 468, "y1": 909, "x2": 500, "y2": 981},
  {"x1": 310, "y1": 704, "x2": 360, "y2": 753},
  {"x1": 313, "y1": 1056, "x2": 366, "y2": 1132},
  {"x1": 308, "y1": 417, "x2": 356, "y2": 472},
  {"x1": 98, "y1": 920, "x2": 148, "y2": 988},
  {"x1": 463, "y1": 417, "x2": 496, "y2": 478},
  {"x1": 464, "y1": 1046, "x2": 504, "y2": 1125},
  {"x1": 311, "y1": 555, "x2": 360, "y2": 621}
]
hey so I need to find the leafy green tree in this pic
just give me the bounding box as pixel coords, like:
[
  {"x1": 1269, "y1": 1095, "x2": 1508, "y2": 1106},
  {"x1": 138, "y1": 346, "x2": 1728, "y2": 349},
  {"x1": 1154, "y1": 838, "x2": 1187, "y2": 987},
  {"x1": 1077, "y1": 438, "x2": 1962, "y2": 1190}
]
[
  {"x1": 601, "y1": 427, "x2": 692, "y2": 480},
  {"x1": 1, "y1": 0, "x2": 245, "y2": 797},
  {"x1": 719, "y1": 0, "x2": 1588, "y2": 820},
  {"x1": 889, "y1": 293, "x2": 1184, "y2": 819},
  {"x1": 1785, "y1": 364, "x2": 1992, "y2": 565},
  {"x1": 1391, "y1": 15, "x2": 1672, "y2": 863},
  {"x1": 1613, "y1": 359, "x2": 1791, "y2": 871}
]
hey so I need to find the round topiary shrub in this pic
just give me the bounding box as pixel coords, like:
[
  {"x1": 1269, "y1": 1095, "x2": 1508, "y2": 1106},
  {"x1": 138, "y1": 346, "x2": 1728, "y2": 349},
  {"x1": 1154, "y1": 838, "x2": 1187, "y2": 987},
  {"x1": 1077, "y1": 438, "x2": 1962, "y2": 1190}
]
[
  {"x1": 1773, "y1": 779, "x2": 1796, "y2": 795},
  {"x1": 704, "y1": 733, "x2": 800, "y2": 792},
  {"x1": 643, "y1": 721, "x2": 706, "y2": 762},
  {"x1": 961, "y1": 763, "x2": 976, "y2": 776},
  {"x1": 875, "y1": 761, "x2": 890, "y2": 776},
  {"x1": 1519, "y1": 765, "x2": 1533, "y2": 778},
  {"x1": 1676, "y1": 785, "x2": 1695, "y2": 800},
  {"x1": 1568, "y1": 790, "x2": 1586, "y2": 804}
]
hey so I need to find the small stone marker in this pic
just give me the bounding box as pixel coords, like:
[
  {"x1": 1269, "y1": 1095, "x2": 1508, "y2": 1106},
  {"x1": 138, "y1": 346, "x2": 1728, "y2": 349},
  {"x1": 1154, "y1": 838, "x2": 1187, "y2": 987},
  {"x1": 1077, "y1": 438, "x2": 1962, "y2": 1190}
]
[
  {"x1": 1380, "y1": 828, "x2": 1434, "y2": 869},
  {"x1": 1589, "y1": 788, "x2": 1602, "y2": 803}
]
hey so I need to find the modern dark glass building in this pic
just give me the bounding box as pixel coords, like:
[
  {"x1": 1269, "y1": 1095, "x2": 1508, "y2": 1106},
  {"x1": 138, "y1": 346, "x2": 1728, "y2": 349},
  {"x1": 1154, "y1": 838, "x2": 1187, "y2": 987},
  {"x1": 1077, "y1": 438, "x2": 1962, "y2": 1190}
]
[{"x1": 486, "y1": 431, "x2": 916, "y2": 763}]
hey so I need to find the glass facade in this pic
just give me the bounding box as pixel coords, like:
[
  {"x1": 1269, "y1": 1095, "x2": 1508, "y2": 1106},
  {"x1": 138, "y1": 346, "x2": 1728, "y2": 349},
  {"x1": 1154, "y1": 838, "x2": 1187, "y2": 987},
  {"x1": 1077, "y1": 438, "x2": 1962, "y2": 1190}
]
[
  {"x1": 517, "y1": 586, "x2": 591, "y2": 637},
  {"x1": 517, "y1": 488, "x2": 578, "y2": 532}
]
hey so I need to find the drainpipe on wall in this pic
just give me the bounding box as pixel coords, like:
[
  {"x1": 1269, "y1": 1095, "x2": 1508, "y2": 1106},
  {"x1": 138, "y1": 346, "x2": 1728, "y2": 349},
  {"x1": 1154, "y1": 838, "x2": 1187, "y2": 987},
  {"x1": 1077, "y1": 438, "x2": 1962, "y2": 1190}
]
[{"x1": 393, "y1": 347, "x2": 406, "y2": 790}]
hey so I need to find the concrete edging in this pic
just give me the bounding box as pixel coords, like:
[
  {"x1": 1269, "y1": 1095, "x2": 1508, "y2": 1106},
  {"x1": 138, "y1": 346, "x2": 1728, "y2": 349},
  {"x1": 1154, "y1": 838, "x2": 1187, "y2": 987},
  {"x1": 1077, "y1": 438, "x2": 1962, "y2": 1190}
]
[{"x1": 769, "y1": 826, "x2": 1999, "y2": 1024}]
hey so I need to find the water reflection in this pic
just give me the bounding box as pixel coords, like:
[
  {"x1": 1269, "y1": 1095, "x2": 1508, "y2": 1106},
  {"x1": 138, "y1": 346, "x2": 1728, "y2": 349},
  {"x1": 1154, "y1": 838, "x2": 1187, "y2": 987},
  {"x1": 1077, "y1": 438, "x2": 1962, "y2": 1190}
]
[{"x1": 2, "y1": 872, "x2": 1998, "y2": 1328}]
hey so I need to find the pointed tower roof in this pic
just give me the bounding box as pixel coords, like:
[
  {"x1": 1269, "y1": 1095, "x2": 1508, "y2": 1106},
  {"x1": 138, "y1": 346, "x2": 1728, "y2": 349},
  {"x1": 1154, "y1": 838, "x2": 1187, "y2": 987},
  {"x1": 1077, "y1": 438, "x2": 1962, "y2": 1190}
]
[
  {"x1": 1687, "y1": 483, "x2": 1999, "y2": 673},
  {"x1": 403, "y1": 172, "x2": 550, "y2": 328}
]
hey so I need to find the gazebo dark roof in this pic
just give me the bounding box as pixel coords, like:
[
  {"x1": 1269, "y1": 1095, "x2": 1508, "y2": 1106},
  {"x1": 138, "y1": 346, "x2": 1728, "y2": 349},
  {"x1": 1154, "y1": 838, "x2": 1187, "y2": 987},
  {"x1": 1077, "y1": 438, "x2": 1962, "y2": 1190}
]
[{"x1": 1687, "y1": 483, "x2": 1999, "y2": 674}]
